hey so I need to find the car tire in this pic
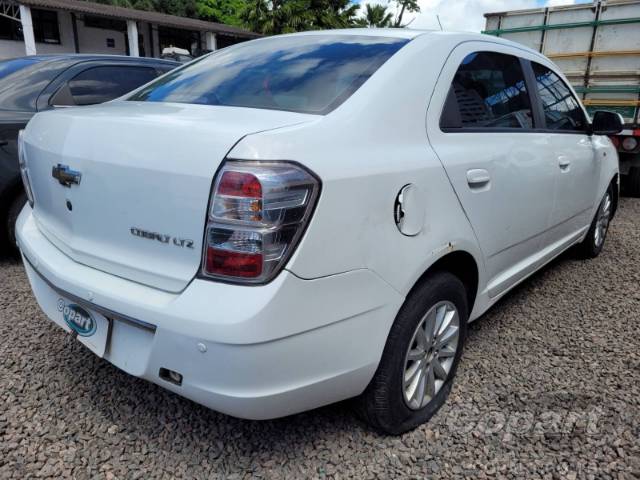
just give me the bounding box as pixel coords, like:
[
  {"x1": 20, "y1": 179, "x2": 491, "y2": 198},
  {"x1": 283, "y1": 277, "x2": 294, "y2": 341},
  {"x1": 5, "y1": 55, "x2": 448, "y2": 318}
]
[
  {"x1": 7, "y1": 191, "x2": 27, "y2": 250},
  {"x1": 625, "y1": 167, "x2": 640, "y2": 198},
  {"x1": 355, "y1": 271, "x2": 468, "y2": 435},
  {"x1": 577, "y1": 186, "x2": 614, "y2": 259}
]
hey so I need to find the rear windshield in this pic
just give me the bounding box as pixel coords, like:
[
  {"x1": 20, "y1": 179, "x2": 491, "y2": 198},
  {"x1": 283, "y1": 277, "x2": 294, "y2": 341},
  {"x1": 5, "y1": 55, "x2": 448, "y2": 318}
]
[{"x1": 129, "y1": 35, "x2": 408, "y2": 115}]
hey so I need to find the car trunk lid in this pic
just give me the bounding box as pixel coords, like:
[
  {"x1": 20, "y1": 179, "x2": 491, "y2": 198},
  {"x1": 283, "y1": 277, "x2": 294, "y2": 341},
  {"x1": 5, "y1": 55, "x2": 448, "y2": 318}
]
[{"x1": 23, "y1": 101, "x2": 315, "y2": 292}]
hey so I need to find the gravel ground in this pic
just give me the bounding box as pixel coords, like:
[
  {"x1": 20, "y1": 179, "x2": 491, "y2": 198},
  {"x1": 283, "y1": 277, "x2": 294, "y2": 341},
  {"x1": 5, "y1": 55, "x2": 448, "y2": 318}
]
[{"x1": 1, "y1": 199, "x2": 639, "y2": 479}]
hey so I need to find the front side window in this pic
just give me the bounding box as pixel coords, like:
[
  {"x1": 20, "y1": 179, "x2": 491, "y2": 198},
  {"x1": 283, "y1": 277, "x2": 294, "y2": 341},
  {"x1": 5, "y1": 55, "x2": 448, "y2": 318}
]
[
  {"x1": 532, "y1": 63, "x2": 587, "y2": 132},
  {"x1": 441, "y1": 51, "x2": 533, "y2": 129},
  {"x1": 129, "y1": 35, "x2": 408, "y2": 115},
  {"x1": 66, "y1": 66, "x2": 158, "y2": 106}
]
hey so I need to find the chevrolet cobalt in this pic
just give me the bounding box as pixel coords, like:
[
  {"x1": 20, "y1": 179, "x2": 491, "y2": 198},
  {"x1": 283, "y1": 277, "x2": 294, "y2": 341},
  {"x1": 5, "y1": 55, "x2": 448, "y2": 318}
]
[{"x1": 16, "y1": 30, "x2": 621, "y2": 434}]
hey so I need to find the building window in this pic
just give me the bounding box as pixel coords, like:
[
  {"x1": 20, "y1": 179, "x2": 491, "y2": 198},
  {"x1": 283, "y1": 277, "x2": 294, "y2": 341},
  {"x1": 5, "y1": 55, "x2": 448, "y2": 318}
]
[
  {"x1": 0, "y1": 16, "x2": 23, "y2": 41},
  {"x1": 0, "y1": 9, "x2": 60, "y2": 44},
  {"x1": 32, "y1": 9, "x2": 61, "y2": 44}
]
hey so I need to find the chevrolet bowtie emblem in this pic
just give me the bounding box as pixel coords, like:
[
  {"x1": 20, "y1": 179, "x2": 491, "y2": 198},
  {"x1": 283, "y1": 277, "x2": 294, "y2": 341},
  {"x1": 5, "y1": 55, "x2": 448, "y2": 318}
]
[{"x1": 52, "y1": 164, "x2": 82, "y2": 187}]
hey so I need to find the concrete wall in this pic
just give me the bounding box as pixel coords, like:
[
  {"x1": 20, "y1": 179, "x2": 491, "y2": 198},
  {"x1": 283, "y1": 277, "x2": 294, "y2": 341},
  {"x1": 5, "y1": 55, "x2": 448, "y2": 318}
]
[
  {"x1": 0, "y1": 10, "x2": 74, "y2": 59},
  {"x1": 0, "y1": 40, "x2": 28, "y2": 59},
  {"x1": 76, "y1": 16, "x2": 127, "y2": 55}
]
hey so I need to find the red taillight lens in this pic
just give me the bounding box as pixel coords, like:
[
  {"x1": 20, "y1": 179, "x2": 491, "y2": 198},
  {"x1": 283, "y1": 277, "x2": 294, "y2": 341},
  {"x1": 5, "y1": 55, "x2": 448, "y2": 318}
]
[
  {"x1": 206, "y1": 247, "x2": 263, "y2": 278},
  {"x1": 202, "y1": 161, "x2": 320, "y2": 283},
  {"x1": 609, "y1": 136, "x2": 620, "y2": 149},
  {"x1": 218, "y1": 171, "x2": 262, "y2": 198}
]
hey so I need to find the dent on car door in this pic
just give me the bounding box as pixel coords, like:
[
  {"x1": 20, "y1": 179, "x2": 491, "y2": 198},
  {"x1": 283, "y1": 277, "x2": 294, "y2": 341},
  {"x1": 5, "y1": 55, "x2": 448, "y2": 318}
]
[
  {"x1": 529, "y1": 62, "x2": 598, "y2": 241},
  {"x1": 427, "y1": 47, "x2": 558, "y2": 297}
]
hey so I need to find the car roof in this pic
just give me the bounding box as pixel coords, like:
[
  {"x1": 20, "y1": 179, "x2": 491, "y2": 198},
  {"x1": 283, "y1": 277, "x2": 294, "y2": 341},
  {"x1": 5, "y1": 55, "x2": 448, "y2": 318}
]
[
  {"x1": 269, "y1": 28, "x2": 429, "y2": 40},
  {"x1": 266, "y1": 29, "x2": 544, "y2": 58},
  {"x1": 7, "y1": 54, "x2": 180, "y2": 66}
]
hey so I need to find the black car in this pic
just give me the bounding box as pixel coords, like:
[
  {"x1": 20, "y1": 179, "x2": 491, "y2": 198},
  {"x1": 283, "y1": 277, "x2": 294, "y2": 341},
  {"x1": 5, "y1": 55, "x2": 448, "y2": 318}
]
[{"x1": 0, "y1": 54, "x2": 179, "y2": 250}]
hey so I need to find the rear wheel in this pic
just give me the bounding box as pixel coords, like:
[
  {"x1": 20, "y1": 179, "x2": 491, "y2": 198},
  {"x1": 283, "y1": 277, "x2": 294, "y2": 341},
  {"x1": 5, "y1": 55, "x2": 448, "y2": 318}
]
[
  {"x1": 577, "y1": 186, "x2": 613, "y2": 259},
  {"x1": 6, "y1": 191, "x2": 27, "y2": 250},
  {"x1": 355, "y1": 271, "x2": 468, "y2": 435}
]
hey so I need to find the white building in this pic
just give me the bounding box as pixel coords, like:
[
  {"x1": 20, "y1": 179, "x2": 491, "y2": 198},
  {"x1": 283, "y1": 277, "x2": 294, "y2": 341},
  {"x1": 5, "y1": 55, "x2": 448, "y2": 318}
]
[{"x1": 0, "y1": 0, "x2": 259, "y2": 60}]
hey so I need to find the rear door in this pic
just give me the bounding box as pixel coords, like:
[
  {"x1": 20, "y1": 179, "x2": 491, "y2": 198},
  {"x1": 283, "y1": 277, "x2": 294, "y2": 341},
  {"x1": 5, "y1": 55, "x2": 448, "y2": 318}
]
[
  {"x1": 529, "y1": 61, "x2": 597, "y2": 241},
  {"x1": 427, "y1": 44, "x2": 557, "y2": 297}
]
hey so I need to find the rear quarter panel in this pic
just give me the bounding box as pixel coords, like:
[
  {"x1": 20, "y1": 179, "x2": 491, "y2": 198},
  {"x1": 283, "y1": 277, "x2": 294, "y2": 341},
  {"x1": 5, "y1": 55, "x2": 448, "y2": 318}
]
[{"x1": 229, "y1": 33, "x2": 486, "y2": 302}]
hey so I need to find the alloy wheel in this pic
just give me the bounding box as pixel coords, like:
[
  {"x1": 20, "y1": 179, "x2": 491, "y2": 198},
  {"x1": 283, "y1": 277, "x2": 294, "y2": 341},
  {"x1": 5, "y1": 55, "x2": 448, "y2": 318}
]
[
  {"x1": 594, "y1": 192, "x2": 612, "y2": 249},
  {"x1": 402, "y1": 301, "x2": 460, "y2": 410}
]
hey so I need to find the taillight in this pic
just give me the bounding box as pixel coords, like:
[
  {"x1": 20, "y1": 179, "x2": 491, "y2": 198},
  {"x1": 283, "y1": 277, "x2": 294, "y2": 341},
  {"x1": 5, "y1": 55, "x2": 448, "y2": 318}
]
[
  {"x1": 622, "y1": 136, "x2": 638, "y2": 152},
  {"x1": 18, "y1": 130, "x2": 35, "y2": 207},
  {"x1": 201, "y1": 160, "x2": 320, "y2": 284},
  {"x1": 609, "y1": 136, "x2": 620, "y2": 149}
]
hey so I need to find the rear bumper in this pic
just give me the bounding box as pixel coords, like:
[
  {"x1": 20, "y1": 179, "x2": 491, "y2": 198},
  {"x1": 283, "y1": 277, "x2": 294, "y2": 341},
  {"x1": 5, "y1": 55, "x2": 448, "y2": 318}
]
[{"x1": 17, "y1": 207, "x2": 403, "y2": 419}]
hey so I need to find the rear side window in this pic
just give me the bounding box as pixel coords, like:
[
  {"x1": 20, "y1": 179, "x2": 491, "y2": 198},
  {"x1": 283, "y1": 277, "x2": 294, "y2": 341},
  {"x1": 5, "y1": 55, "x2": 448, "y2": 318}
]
[
  {"x1": 156, "y1": 64, "x2": 177, "y2": 75},
  {"x1": 441, "y1": 52, "x2": 533, "y2": 130},
  {"x1": 129, "y1": 35, "x2": 408, "y2": 115},
  {"x1": 532, "y1": 63, "x2": 587, "y2": 132},
  {"x1": 67, "y1": 65, "x2": 158, "y2": 106}
]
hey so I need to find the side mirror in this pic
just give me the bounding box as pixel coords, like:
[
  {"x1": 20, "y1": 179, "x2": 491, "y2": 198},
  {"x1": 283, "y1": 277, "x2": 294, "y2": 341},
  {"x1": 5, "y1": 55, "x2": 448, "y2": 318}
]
[{"x1": 591, "y1": 110, "x2": 624, "y2": 136}]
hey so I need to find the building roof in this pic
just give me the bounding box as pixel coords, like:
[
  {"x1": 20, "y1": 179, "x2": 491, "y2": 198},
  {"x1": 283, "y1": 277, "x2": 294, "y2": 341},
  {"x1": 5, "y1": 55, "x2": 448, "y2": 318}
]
[{"x1": 20, "y1": 0, "x2": 260, "y2": 38}]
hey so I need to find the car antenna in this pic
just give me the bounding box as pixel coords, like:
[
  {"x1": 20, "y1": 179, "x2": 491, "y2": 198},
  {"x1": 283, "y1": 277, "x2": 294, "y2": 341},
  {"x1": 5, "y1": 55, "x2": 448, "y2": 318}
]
[{"x1": 436, "y1": 15, "x2": 444, "y2": 31}]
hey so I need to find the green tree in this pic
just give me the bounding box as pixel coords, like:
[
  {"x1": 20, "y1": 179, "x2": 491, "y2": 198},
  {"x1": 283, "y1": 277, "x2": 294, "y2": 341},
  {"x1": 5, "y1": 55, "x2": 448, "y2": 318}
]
[
  {"x1": 362, "y1": 4, "x2": 392, "y2": 27},
  {"x1": 154, "y1": 0, "x2": 198, "y2": 17},
  {"x1": 241, "y1": 0, "x2": 363, "y2": 34},
  {"x1": 308, "y1": 0, "x2": 361, "y2": 29},
  {"x1": 392, "y1": 0, "x2": 419, "y2": 27},
  {"x1": 197, "y1": 0, "x2": 245, "y2": 26},
  {"x1": 85, "y1": 0, "x2": 371, "y2": 34}
]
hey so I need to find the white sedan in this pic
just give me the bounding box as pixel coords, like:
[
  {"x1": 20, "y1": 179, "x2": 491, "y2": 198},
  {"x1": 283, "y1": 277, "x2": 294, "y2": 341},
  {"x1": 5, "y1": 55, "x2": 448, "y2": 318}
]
[{"x1": 17, "y1": 29, "x2": 621, "y2": 434}]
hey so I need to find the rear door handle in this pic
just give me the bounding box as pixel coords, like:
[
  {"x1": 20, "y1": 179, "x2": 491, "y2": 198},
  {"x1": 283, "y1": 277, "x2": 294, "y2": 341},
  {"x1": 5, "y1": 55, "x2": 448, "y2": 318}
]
[
  {"x1": 558, "y1": 156, "x2": 571, "y2": 171},
  {"x1": 466, "y1": 169, "x2": 491, "y2": 189}
]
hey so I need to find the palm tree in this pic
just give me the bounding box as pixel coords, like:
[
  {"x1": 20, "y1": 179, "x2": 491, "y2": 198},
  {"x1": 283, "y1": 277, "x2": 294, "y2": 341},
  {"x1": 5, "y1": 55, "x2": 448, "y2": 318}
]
[
  {"x1": 241, "y1": 0, "x2": 363, "y2": 34},
  {"x1": 392, "y1": 0, "x2": 419, "y2": 27},
  {"x1": 241, "y1": 0, "x2": 316, "y2": 34},
  {"x1": 364, "y1": 4, "x2": 392, "y2": 28}
]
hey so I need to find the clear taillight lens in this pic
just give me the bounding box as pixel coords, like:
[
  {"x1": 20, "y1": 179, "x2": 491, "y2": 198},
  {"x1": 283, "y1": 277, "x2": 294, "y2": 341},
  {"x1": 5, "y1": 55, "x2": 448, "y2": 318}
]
[
  {"x1": 201, "y1": 160, "x2": 320, "y2": 283},
  {"x1": 18, "y1": 130, "x2": 34, "y2": 207}
]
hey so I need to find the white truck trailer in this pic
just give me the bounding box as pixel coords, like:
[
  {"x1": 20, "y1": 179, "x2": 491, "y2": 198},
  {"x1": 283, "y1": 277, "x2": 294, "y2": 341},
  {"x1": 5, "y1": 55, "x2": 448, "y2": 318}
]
[{"x1": 484, "y1": 0, "x2": 640, "y2": 195}]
